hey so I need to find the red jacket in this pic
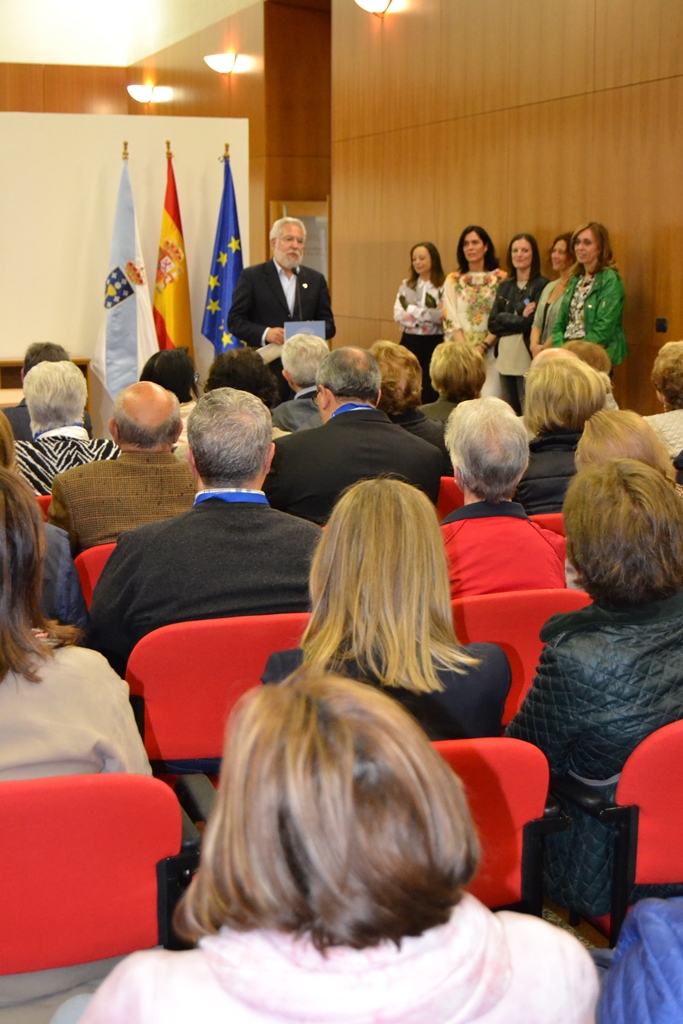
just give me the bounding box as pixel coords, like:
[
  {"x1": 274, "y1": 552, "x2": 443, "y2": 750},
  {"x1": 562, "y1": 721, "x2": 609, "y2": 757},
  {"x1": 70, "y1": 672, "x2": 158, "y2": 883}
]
[{"x1": 441, "y1": 501, "x2": 566, "y2": 599}]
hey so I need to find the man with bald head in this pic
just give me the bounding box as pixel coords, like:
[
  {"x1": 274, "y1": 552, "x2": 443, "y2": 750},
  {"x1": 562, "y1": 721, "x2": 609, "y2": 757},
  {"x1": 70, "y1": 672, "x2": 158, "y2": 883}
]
[
  {"x1": 49, "y1": 381, "x2": 195, "y2": 552},
  {"x1": 264, "y1": 346, "x2": 442, "y2": 523}
]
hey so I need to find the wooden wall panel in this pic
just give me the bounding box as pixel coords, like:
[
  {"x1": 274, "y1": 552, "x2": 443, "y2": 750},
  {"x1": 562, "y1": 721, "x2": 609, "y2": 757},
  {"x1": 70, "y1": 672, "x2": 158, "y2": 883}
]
[
  {"x1": 0, "y1": 63, "x2": 126, "y2": 114},
  {"x1": 0, "y1": 64, "x2": 44, "y2": 111},
  {"x1": 331, "y1": 0, "x2": 683, "y2": 412}
]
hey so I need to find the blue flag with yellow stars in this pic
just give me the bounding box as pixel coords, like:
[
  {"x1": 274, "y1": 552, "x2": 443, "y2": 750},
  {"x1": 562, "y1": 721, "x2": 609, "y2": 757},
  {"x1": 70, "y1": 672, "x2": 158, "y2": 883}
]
[{"x1": 202, "y1": 156, "x2": 245, "y2": 353}]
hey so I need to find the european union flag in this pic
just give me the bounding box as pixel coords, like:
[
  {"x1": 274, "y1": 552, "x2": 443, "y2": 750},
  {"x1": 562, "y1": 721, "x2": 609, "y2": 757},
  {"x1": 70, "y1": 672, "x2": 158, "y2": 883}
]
[{"x1": 201, "y1": 156, "x2": 245, "y2": 354}]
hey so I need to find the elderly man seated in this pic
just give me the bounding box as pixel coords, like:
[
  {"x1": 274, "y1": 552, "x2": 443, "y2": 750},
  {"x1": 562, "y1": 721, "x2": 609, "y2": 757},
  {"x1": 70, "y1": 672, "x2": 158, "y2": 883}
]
[
  {"x1": 272, "y1": 333, "x2": 329, "y2": 432},
  {"x1": 441, "y1": 397, "x2": 566, "y2": 598}
]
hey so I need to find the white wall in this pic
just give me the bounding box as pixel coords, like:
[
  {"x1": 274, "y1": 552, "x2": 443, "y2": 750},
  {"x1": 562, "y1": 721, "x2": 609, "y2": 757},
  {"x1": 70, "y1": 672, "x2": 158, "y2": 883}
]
[{"x1": 0, "y1": 112, "x2": 249, "y2": 429}]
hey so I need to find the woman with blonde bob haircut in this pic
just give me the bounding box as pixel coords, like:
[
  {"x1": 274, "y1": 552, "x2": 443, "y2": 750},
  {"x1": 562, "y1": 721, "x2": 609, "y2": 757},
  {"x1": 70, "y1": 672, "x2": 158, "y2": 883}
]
[
  {"x1": 515, "y1": 355, "x2": 606, "y2": 514},
  {"x1": 576, "y1": 408, "x2": 677, "y2": 485},
  {"x1": 81, "y1": 671, "x2": 598, "y2": 1024},
  {"x1": 262, "y1": 478, "x2": 511, "y2": 739},
  {"x1": 421, "y1": 341, "x2": 487, "y2": 423}
]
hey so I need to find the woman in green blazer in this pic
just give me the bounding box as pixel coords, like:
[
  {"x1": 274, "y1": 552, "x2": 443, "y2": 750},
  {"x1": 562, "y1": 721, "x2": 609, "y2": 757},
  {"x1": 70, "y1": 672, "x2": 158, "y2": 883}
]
[{"x1": 552, "y1": 222, "x2": 627, "y2": 366}]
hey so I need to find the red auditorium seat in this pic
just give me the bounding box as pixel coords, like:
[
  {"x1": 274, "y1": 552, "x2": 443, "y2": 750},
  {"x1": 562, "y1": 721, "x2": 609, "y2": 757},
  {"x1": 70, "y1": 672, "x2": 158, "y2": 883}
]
[
  {"x1": 35, "y1": 493, "x2": 51, "y2": 521},
  {"x1": 529, "y1": 512, "x2": 565, "y2": 536},
  {"x1": 553, "y1": 719, "x2": 683, "y2": 945},
  {"x1": 452, "y1": 589, "x2": 592, "y2": 725},
  {"x1": 436, "y1": 476, "x2": 464, "y2": 520},
  {"x1": 0, "y1": 773, "x2": 199, "y2": 975},
  {"x1": 434, "y1": 737, "x2": 560, "y2": 913},
  {"x1": 74, "y1": 542, "x2": 116, "y2": 609},
  {"x1": 126, "y1": 612, "x2": 311, "y2": 773}
]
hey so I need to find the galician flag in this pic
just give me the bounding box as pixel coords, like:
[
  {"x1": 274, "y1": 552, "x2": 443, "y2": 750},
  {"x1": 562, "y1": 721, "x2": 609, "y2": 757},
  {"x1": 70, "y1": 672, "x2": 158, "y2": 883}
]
[
  {"x1": 153, "y1": 146, "x2": 193, "y2": 354},
  {"x1": 202, "y1": 150, "x2": 244, "y2": 353},
  {"x1": 92, "y1": 157, "x2": 158, "y2": 400}
]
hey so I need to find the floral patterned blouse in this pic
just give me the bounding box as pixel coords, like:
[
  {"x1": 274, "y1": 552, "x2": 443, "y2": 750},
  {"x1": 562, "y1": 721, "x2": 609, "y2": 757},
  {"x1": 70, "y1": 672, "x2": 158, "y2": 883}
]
[
  {"x1": 564, "y1": 275, "x2": 595, "y2": 340},
  {"x1": 442, "y1": 269, "x2": 507, "y2": 345},
  {"x1": 393, "y1": 278, "x2": 444, "y2": 336}
]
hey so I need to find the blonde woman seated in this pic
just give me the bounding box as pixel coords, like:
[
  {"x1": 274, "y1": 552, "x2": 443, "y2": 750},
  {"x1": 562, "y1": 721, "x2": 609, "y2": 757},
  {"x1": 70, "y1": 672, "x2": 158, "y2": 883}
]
[
  {"x1": 562, "y1": 339, "x2": 618, "y2": 410},
  {"x1": 420, "y1": 341, "x2": 487, "y2": 424},
  {"x1": 644, "y1": 341, "x2": 683, "y2": 458},
  {"x1": 515, "y1": 356, "x2": 606, "y2": 514},
  {"x1": 0, "y1": 467, "x2": 149, "y2": 780},
  {"x1": 262, "y1": 477, "x2": 511, "y2": 739},
  {"x1": 78, "y1": 672, "x2": 598, "y2": 1024},
  {"x1": 576, "y1": 409, "x2": 680, "y2": 490}
]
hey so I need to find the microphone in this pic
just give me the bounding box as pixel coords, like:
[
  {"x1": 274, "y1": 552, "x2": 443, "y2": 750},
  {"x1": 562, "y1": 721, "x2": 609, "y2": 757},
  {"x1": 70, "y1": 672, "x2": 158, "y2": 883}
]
[{"x1": 293, "y1": 265, "x2": 303, "y2": 321}]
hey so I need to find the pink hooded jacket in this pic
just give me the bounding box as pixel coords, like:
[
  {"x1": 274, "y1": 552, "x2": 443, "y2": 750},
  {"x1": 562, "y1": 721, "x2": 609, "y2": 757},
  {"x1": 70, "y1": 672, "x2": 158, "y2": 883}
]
[{"x1": 79, "y1": 894, "x2": 597, "y2": 1024}]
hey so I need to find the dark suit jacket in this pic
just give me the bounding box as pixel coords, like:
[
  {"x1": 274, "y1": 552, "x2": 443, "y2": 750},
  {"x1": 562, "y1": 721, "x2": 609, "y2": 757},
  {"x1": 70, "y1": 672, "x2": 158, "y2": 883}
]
[
  {"x1": 5, "y1": 399, "x2": 93, "y2": 442},
  {"x1": 90, "y1": 499, "x2": 321, "y2": 671},
  {"x1": 264, "y1": 407, "x2": 442, "y2": 524},
  {"x1": 227, "y1": 260, "x2": 335, "y2": 348},
  {"x1": 49, "y1": 451, "x2": 196, "y2": 553}
]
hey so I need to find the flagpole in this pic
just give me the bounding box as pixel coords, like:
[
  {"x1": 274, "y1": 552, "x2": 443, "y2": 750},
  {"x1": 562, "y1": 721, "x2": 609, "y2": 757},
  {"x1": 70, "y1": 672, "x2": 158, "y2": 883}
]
[
  {"x1": 166, "y1": 140, "x2": 172, "y2": 160},
  {"x1": 122, "y1": 141, "x2": 128, "y2": 161}
]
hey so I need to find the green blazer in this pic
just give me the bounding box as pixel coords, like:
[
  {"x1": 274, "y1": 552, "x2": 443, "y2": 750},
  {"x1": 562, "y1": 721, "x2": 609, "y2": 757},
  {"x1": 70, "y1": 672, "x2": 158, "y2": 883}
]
[{"x1": 551, "y1": 268, "x2": 627, "y2": 365}]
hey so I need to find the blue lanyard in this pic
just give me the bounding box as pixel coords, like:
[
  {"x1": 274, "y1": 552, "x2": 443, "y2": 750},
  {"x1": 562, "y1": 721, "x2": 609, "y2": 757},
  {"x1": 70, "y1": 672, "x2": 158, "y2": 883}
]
[
  {"x1": 193, "y1": 491, "x2": 269, "y2": 507},
  {"x1": 330, "y1": 403, "x2": 373, "y2": 419}
]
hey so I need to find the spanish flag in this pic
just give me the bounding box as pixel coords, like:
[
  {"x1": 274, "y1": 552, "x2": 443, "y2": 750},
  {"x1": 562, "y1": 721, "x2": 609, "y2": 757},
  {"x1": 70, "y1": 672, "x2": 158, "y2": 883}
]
[{"x1": 153, "y1": 145, "x2": 193, "y2": 354}]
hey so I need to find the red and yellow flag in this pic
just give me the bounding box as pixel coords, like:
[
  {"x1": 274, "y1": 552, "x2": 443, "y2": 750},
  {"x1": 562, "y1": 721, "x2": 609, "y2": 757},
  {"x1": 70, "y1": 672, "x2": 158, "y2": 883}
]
[{"x1": 153, "y1": 147, "x2": 193, "y2": 354}]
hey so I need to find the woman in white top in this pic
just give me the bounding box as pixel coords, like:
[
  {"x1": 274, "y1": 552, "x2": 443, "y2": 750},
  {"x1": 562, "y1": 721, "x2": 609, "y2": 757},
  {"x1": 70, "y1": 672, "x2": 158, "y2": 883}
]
[
  {"x1": 393, "y1": 241, "x2": 445, "y2": 403},
  {"x1": 78, "y1": 670, "x2": 598, "y2": 1024},
  {"x1": 644, "y1": 341, "x2": 683, "y2": 458},
  {"x1": 488, "y1": 234, "x2": 548, "y2": 414},
  {"x1": 442, "y1": 225, "x2": 507, "y2": 398},
  {"x1": 530, "y1": 233, "x2": 574, "y2": 357},
  {"x1": 0, "y1": 466, "x2": 150, "y2": 781}
]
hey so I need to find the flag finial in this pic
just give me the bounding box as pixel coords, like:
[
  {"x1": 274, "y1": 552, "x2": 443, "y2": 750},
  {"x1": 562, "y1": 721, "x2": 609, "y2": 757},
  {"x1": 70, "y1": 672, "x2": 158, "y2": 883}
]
[
  {"x1": 122, "y1": 141, "x2": 129, "y2": 161},
  {"x1": 166, "y1": 140, "x2": 172, "y2": 159},
  {"x1": 223, "y1": 143, "x2": 230, "y2": 162}
]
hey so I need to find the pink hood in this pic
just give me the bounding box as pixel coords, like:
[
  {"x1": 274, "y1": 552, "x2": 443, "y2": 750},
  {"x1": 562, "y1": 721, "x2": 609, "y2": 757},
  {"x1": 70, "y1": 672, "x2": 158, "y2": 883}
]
[{"x1": 200, "y1": 893, "x2": 512, "y2": 1024}]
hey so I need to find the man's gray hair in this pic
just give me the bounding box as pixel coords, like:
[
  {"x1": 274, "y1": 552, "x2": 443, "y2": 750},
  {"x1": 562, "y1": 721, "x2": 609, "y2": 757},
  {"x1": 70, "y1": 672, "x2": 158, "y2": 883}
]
[
  {"x1": 112, "y1": 389, "x2": 181, "y2": 449},
  {"x1": 187, "y1": 388, "x2": 272, "y2": 487},
  {"x1": 281, "y1": 334, "x2": 330, "y2": 388},
  {"x1": 24, "y1": 360, "x2": 87, "y2": 435},
  {"x1": 316, "y1": 347, "x2": 381, "y2": 403},
  {"x1": 445, "y1": 397, "x2": 530, "y2": 502},
  {"x1": 270, "y1": 217, "x2": 307, "y2": 242}
]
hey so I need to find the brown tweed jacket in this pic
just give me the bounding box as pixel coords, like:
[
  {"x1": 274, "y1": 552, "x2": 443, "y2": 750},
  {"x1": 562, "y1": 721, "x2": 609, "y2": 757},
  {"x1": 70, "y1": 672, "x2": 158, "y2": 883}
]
[{"x1": 49, "y1": 451, "x2": 196, "y2": 553}]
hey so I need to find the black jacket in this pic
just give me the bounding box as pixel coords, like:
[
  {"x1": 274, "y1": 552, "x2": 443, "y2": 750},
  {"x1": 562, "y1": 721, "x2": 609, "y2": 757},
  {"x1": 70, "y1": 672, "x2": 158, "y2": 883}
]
[
  {"x1": 488, "y1": 274, "x2": 548, "y2": 355},
  {"x1": 514, "y1": 429, "x2": 581, "y2": 514},
  {"x1": 264, "y1": 407, "x2": 442, "y2": 524},
  {"x1": 389, "y1": 409, "x2": 452, "y2": 476},
  {"x1": 227, "y1": 260, "x2": 335, "y2": 348}
]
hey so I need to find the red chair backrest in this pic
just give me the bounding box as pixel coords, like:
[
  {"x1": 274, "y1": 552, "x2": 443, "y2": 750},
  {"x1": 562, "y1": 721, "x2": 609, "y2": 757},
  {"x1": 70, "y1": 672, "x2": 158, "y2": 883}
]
[
  {"x1": 452, "y1": 589, "x2": 592, "y2": 725},
  {"x1": 529, "y1": 512, "x2": 565, "y2": 536},
  {"x1": 616, "y1": 719, "x2": 683, "y2": 885},
  {"x1": 0, "y1": 774, "x2": 182, "y2": 974},
  {"x1": 436, "y1": 476, "x2": 464, "y2": 521},
  {"x1": 126, "y1": 612, "x2": 311, "y2": 762},
  {"x1": 434, "y1": 737, "x2": 549, "y2": 908},
  {"x1": 36, "y1": 493, "x2": 51, "y2": 521},
  {"x1": 74, "y1": 542, "x2": 117, "y2": 609}
]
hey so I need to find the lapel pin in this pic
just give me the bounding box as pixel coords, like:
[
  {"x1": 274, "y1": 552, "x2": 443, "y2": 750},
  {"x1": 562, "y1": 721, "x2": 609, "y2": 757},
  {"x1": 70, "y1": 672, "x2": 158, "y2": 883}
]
[{"x1": 302, "y1": 282, "x2": 308, "y2": 289}]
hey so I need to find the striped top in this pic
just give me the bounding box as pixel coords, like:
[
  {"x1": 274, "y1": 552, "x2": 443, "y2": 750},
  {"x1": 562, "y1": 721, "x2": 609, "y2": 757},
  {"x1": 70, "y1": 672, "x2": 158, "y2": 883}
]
[{"x1": 15, "y1": 437, "x2": 120, "y2": 496}]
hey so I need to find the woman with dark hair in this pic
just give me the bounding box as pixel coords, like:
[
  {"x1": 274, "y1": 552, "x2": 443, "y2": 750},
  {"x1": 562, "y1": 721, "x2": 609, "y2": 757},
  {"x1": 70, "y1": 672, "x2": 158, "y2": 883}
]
[
  {"x1": 205, "y1": 349, "x2": 286, "y2": 435},
  {"x1": 443, "y1": 225, "x2": 507, "y2": 398},
  {"x1": 530, "y1": 233, "x2": 574, "y2": 357},
  {"x1": 551, "y1": 222, "x2": 627, "y2": 366},
  {"x1": 0, "y1": 466, "x2": 149, "y2": 780},
  {"x1": 393, "y1": 241, "x2": 445, "y2": 403},
  {"x1": 140, "y1": 347, "x2": 199, "y2": 449},
  {"x1": 488, "y1": 233, "x2": 548, "y2": 413},
  {"x1": 508, "y1": 460, "x2": 683, "y2": 918},
  {"x1": 78, "y1": 670, "x2": 598, "y2": 1024}
]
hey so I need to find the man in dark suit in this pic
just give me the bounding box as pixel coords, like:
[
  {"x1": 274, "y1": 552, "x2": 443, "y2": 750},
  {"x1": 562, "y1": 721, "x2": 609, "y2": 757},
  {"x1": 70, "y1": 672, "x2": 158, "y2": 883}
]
[
  {"x1": 5, "y1": 342, "x2": 93, "y2": 441},
  {"x1": 227, "y1": 217, "x2": 335, "y2": 350},
  {"x1": 49, "y1": 381, "x2": 195, "y2": 553},
  {"x1": 90, "y1": 388, "x2": 320, "y2": 672},
  {"x1": 264, "y1": 347, "x2": 443, "y2": 524}
]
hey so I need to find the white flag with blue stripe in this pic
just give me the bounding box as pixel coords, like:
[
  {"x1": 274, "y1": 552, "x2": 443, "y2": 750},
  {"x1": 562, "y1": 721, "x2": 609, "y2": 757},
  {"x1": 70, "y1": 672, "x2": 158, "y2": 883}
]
[{"x1": 92, "y1": 160, "x2": 158, "y2": 400}]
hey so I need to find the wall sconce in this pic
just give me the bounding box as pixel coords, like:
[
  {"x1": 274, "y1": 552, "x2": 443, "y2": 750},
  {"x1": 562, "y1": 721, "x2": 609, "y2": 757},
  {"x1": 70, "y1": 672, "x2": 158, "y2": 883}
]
[
  {"x1": 354, "y1": 0, "x2": 394, "y2": 13},
  {"x1": 204, "y1": 53, "x2": 247, "y2": 74},
  {"x1": 127, "y1": 85, "x2": 173, "y2": 103}
]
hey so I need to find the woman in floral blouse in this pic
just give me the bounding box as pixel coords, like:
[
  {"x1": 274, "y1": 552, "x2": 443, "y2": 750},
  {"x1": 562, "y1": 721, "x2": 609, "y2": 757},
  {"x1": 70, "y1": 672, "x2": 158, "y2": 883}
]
[
  {"x1": 442, "y1": 226, "x2": 506, "y2": 398},
  {"x1": 393, "y1": 242, "x2": 445, "y2": 403}
]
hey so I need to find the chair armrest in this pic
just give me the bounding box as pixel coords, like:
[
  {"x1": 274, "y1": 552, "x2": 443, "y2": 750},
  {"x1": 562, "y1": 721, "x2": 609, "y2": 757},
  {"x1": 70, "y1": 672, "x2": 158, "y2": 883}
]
[
  {"x1": 175, "y1": 774, "x2": 218, "y2": 825},
  {"x1": 180, "y1": 807, "x2": 201, "y2": 851}
]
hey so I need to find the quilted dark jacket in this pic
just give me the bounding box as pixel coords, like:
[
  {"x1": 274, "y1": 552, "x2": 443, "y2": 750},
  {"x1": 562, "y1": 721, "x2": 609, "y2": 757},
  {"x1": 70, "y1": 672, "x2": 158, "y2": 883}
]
[
  {"x1": 507, "y1": 591, "x2": 683, "y2": 916},
  {"x1": 514, "y1": 429, "x2": 581, "y2": 515}
]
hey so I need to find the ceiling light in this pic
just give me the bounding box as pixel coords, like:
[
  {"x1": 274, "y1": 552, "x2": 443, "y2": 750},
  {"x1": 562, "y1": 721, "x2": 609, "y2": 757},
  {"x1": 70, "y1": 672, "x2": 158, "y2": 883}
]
[
  {"x1": 354, "y1": 0, "x2": 394, "y2": 13},
  {"x1": 127, "y1": 85, "x2": 173, "y2": 103},
  {"x1": 204, "y1": 53, "x2": 237, "y2": 74}
]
